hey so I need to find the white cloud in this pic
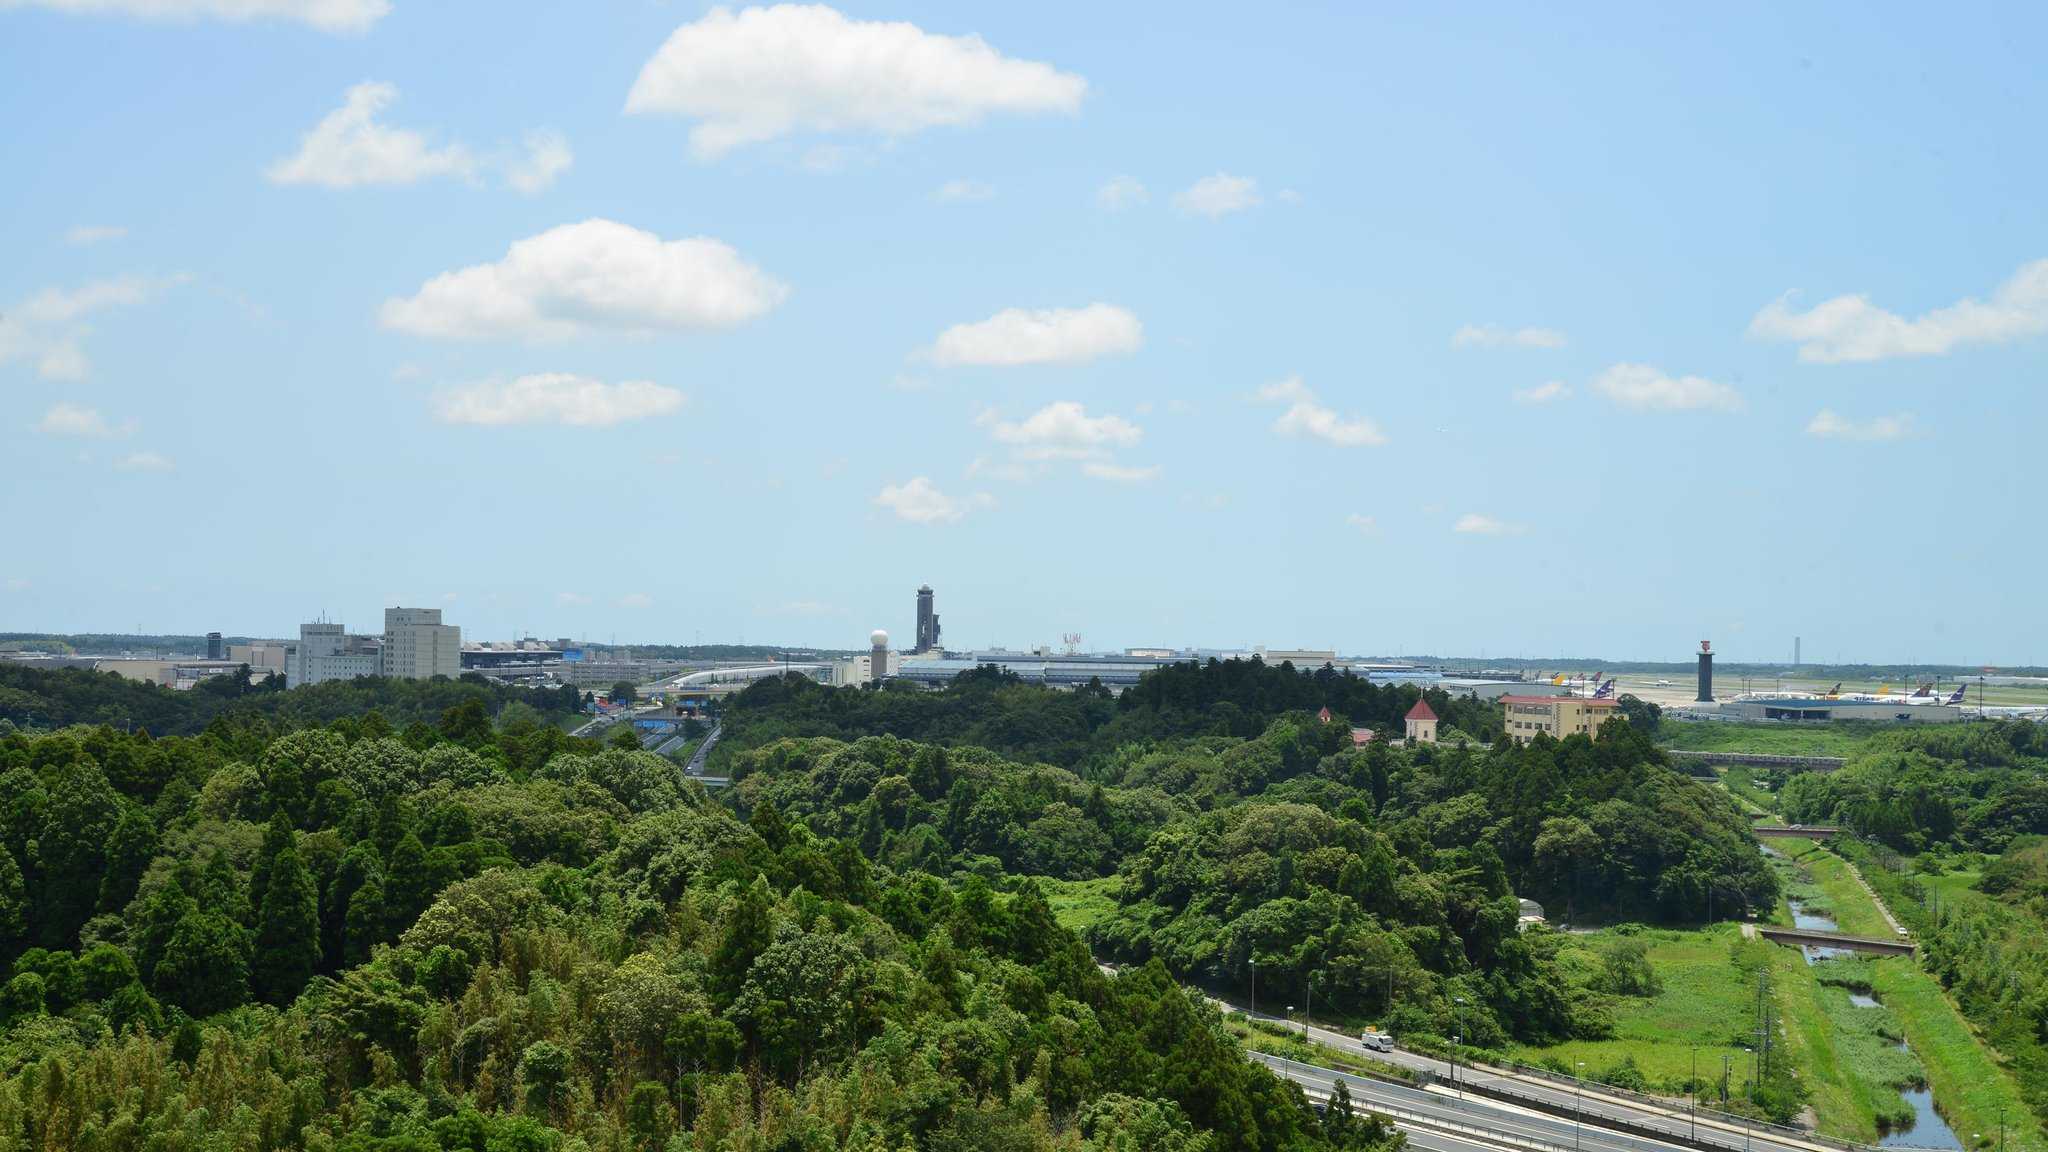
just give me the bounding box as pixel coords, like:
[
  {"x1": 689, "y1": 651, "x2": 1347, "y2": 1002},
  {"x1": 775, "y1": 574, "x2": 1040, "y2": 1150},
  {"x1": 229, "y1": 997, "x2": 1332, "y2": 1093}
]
[
  {"x1": 1346, "y1": 513, "x2": 1376, "y2": 533},
  {"x1": 1513, "y1": 381, "x2": 1571, "y2": 404},
  {"x1": 268, "y1": 83, "x2": 574, "y2": 192},
  {"x1": 616, "y1": 592, "x2": 654, "y2": 609},
  {"x1": 64, "y1": 225, "x2": 126, "y2": 245},
  {"x1": 0, "y1": 273, "x2": 183, "y2": 381},
  {"x1": 1256, "y1": 375, "x2": 1386, "y2": 447},
  {"x1": 1097, "y1": 175, "x2": 1147, "y2": 210},
  {"x1": 380, "y1": 218, "x2": 787, "y2": 341},
  {"x1": 0, "y1": 0, "x2": 387, "y2": 32},
  {"x1": 3, "y1": 578, "x2": 28, "y2": 593},
  {"x1": 1173, "y1": 172, "x2": 1260, "y2": 219},
  {"x1": 1750, "y1": 259, "x2": 2048, "y2": 363},
  {"x1": 926, "y1": 302, "x2": 1141, "y2": 367},
  {"x1": 1453, "y1": 513, "x2": 1523, "y2": 536},
  {"x1": 113, "y1": 451, "x2": 174, "y2": 472},
  {"x1": 1805, "y1": 409, "x2": 1916, "y2": 442},
  {"x1": 980, "y1": 401, "x2": 1142, "y2": 460},
  {"x1": 36, "y1": 402, "x2": 123, "y2": 438},
  {"x1": 933, "y1": 178, "x2": 995, "y2": 203},
  {"x1": 876, "y1": 476, "x2": 991, "y2": 524},
  {"x1": 1591, "y1": 363, "x2": 1744, "y2": 412},
  {"x1": 625, "y1": 4, "x2": 1086, "y2": 159},
  {"x1": 1453, "y1": 323, "x2": 1567, "y2": 350},
  {"x1": 556, "y1": 591, "x2": 592, "y2": 606},
  {"x1": 507, "y1": 131, "x2": 573, "y2": 195},
  {"x1": 433, "y1": 373, "x2": 685, "y2": 427},
  {"x1": 267, "y1": 83, "x2": 475, "y2": 188},
  {"x1": 1081, "y1": 461, "x2": 1159, "y2": 483}
]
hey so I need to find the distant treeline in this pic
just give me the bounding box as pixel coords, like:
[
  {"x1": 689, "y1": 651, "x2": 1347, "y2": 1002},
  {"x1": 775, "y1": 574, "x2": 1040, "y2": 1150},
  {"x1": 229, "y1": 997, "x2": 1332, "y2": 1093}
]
[
  {"x1": 0, "y1": 634, "x2": 275, "y2": 656},
  {"x1": 714, "y1": 658, "x2": 1506, "y2": 773},
  {"x1": 0, "y1": 664, "x2": 581, "y2": 737}
]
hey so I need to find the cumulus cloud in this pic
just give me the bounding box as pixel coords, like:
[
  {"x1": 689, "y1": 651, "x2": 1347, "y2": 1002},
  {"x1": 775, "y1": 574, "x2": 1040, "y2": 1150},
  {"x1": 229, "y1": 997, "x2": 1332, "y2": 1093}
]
[
  {"x1": 1097, "y1": 175, "x2": 1147, "y2": 210},
  {"x1": 380, "y1": 218, "x2": 787, "y2": 341},
  {"x1": 556, "y1": 591, "x2": 592, "y2": 606},
  {"x1": 267, "y1": 83, "x2": 474, "y2": 187},
  {"x1": 1805, "y1": 409, "x2": 1916, "y2": 442},
  {"x1": 36, "y1": 402, "x2": 123, "y2": 438},
  {"x1": 875, "y1": 476, "x2": 991, "y2": 524},
  {"x1": 980, "y1": 401, "x2": 1142, "y2": 461},
  {"x1": 933, "y1": 178, "x2": 994, "y2": 203},
  {"x1": 1255, "y1": 375, "x2": 1387, "y2": 447},
  {"x1": 1346, "y1": 513, "x2": 1376, "y2": 533},
  {"x1": 1453, "y1": 513, "x2": 1523, "y2": 535},
  {"x1": 615, "y1": 592, "x2": 654, "y2": 609},
  {"x1": 113, "y1": 451, "x2": 174, "y2": 472},
  {"x1": 1590, "y1": 363, "x2": 1743, "y2": 412},
  {"x1": 0, "y1": 273, "x2": 183, "y2": 381},
  {"x1": 925, "y1": 303, "x2": 1141, "y2": 367},
  {"x1": 433, "y1": 373, "x2": 685, "y2": 427},
  {"x1": 1173, "y1": 172, "x2": 1260, "y2": 218},
  {"x1": 1513, "y1": 381, "x2": 1571, "y2": 404},
  {"x1": 64, "y1": 225, "x2": 126, "y2": 245},
  {"x1": 625, "y1": 4, "x2": 1086, "y2": 159},
  {"x1": 1750, "y1": 259, "x2": 2048, "y2": 363},
  {"x1": 0, "y1": 0, "x2": 387, "y2": 32},
  {"x1": 268, "y1": 83, "x2": 572, "y2": 192},
  {"x1": 1453, "y1": 323, "x2": 1567, "y2": 349}
]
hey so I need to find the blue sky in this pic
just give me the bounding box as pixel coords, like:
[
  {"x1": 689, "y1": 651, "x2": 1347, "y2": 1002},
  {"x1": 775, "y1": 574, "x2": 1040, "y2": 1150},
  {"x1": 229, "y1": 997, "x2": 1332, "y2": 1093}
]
[{"x1": 3, "y1": 2, "x2": 2043, "y2": 665}]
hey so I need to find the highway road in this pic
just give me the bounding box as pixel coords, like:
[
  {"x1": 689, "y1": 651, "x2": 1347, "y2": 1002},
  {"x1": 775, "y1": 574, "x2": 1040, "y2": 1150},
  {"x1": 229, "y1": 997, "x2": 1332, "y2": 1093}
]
[{"x1": 1214, "y1": 998, "x2": 1912, "y2": 1152}]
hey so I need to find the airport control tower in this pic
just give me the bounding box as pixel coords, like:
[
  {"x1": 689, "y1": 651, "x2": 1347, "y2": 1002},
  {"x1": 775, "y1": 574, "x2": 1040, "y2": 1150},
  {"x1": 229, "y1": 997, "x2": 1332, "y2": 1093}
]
[
  {"x1": 1696, "y1": 640, "x2": 1715, "y2": 702},
  {"x1": 915, "y1": 584, "x2": 941, "y2": 653}
]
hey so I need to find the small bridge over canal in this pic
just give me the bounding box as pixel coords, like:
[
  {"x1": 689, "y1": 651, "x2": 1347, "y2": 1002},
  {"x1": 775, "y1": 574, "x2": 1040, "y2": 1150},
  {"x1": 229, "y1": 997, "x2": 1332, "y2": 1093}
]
[
  {"x1": 1758, "y1": 926, "x2": 1915, "y2": 956},
  {"x1": 1665, "y1": 749, "x2": 1847, "y2": 775}
]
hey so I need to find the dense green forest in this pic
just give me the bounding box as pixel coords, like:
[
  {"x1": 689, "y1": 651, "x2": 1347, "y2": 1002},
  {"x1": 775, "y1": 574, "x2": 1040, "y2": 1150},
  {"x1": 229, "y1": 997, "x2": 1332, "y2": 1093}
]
[
  {"x1": 0, "y1": 681, "x2": 1394, "y2": 1151},
  {"x1": 0, "y1": 664, "x2": 583, "y2": 738},
  {"x1": 712, "y1": 660, "x2": 1504, "y2": 773},
  {"x1": 727, "y1": 700, "x2": 1774, "y2": 1051},
  {"x1": 1779, "y1": 723, "x2": 2048, "y2": 851}
]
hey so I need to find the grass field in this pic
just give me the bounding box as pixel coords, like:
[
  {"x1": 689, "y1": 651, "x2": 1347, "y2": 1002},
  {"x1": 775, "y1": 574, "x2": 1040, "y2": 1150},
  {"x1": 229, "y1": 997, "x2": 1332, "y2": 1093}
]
[
  {"x1": 1040, "y1": 876, "x2": 1122, "y2": 934},
  {"x1": 1659, "y1": 721, "x2": 1880, "y2": 758},
  {"x1": 1508, "y1": 925, "x2": 1775, "y2": 1091}
]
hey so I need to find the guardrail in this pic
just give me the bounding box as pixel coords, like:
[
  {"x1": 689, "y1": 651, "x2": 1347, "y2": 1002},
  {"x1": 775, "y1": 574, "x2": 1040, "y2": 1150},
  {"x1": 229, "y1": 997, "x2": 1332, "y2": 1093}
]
[{"x1": 1477, "y1": 1056, "x2": 1890, "y2": 1152}]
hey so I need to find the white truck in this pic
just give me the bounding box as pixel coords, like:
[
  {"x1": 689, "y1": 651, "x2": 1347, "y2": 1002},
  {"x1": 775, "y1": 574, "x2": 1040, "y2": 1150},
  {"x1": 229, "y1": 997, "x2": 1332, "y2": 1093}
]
[{"x1": 1359, "y1": 1028, "x2": 1393, "y2": 1053}]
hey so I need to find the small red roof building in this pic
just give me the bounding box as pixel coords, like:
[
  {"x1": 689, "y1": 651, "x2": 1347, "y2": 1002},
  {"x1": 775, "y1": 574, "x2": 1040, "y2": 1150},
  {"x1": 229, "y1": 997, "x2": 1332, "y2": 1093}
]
[
  {"x1": 1404, "y1": 699, "x2": 1437, "y2": 722},
  {"x1": 1316, "y1": 706, "x2": 1333, "y2": 723}
]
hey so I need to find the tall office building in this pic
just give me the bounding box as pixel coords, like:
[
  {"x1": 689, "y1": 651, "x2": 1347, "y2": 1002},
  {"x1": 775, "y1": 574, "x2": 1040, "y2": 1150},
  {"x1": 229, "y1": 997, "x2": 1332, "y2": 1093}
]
[
  {"x1": 288, "y1": 621, "x2": 380, "y2": 688},
  {"x1": 914, "y1": 584, "x2": 941, "y2": 653},
  {"x1": 381, "y1": 607, "x2": 461, "y2": 680},
  {"x1": 206, "y1": 632, "x2": 223, "y2": 660}
]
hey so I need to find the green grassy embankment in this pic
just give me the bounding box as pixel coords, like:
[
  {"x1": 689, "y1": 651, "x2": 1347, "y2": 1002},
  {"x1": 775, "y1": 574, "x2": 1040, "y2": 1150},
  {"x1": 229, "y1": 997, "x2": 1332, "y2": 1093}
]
[
  {"x1": 1773, "y1": 841, "x2": 1896, "y2": 938},
  {"x1": 1791, "y1": 843, "x2": 2044, "y2": 1151}
]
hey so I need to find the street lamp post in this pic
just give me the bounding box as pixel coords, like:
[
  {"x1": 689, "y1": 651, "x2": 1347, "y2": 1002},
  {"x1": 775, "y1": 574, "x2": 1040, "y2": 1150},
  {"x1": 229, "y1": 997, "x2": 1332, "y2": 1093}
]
[
  {"x1": 1722, "y1": 1054, "x2": 1732, "y2": 1105},
  {"x1": 1575, "y1": 1061, "x2": 1587, "y2": 1152},
  {"x1": 1742, "y1": 1047, "x2": 1754, "y2": 1152},
  {"x1": 1690, "y1": 1047, "x2": 1698, "y2": 1141},
  {"x1": 1453, "y1": 995, "x2": 1468, "y2": 1097},
  {"x1": 1250, "y1": 959, "x2": 1257, "y2": 1020}
]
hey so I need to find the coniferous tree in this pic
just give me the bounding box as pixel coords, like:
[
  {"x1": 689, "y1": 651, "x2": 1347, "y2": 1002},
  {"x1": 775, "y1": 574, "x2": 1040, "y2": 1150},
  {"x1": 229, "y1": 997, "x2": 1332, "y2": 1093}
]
[
  {"x1": 96, "y1": 805, "x2": 158, "y2": 914},
  {"x1": 252, "y1": 836, "x2": 320, "y2": 1005},
  {"x1": 248, "y1": 812, "x2": 294, "y2": 915},
  {"x1": 343, "y1": 874, "x2": 386, "y2": 967},
  {"x1": 384, "y1": 832, "x2": 431, "y2": 936},
  {"x1": 710, "y1": 875, "x2": 774, "y2": 1007}
]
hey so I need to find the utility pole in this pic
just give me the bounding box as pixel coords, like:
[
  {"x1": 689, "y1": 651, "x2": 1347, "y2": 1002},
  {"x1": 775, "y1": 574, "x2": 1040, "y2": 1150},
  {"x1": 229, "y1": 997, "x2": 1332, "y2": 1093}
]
[{"x1": 1690, "y1": 1047, "x2": 1698, "y2": 1141}]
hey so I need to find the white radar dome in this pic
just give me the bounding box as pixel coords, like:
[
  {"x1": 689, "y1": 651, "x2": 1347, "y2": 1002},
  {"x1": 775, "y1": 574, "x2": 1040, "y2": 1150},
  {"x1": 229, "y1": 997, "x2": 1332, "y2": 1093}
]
[{"x1": 869, "y1": 629, "x2": 889, "y2": 647}]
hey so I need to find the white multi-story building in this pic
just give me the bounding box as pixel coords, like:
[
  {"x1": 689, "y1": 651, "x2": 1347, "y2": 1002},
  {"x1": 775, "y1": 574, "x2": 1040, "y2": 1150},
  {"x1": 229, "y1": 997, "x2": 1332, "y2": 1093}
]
[
  {"x1": 381, "y1": 607, "x2": 460, "y2": 681},
  {"x1": 287, "y1": 622, "x2": 381, "y2": 688}
]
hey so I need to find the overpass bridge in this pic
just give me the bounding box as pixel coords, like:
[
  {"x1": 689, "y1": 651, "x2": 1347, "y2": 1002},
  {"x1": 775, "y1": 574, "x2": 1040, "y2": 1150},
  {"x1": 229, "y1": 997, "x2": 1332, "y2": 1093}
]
[
  {"x1": 1750, "y1": 822, "x2": 1842, "y2": 840},
  {"x1": 1665, "y1": 750, "x2": 1846, "y2": 774}
]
